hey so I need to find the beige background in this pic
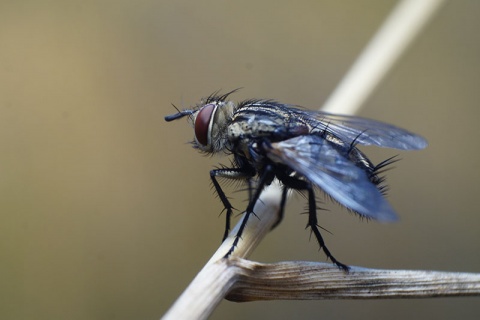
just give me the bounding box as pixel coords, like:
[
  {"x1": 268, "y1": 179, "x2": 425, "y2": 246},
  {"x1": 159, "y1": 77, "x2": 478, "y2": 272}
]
[{"x1": 1, "y1": 1, "x2": 479, "y2": 319}]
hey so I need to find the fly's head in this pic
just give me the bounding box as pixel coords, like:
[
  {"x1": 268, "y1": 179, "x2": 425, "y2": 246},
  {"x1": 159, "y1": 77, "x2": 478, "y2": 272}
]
[{"x1": 165, "y1": 92, "x2": 237, "y2": 154}]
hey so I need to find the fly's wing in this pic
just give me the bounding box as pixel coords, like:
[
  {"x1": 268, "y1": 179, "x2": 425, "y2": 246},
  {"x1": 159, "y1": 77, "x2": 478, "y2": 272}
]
[
  {"x1": 295, "y1": 108, "x2": 428, "y2": 150},
  {"x1": 266, "y1": 135, "x2": 398, "y2": 221}
]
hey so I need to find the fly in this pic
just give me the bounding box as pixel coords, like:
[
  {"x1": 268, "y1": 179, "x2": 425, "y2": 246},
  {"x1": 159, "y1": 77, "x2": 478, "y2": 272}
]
[{"x1": 165, "y1": 90, "x2": 427, "y2": 270}]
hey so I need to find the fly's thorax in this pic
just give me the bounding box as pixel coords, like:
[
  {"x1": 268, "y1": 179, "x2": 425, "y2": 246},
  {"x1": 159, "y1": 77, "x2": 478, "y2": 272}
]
[
  {"x1": 227, "y1": 111, "x2": 284, "y2": 142},
  {"x1": 227, "y1": 102, "x2": 318, "y2": 147},
  {"x1": 192, "y1": 100, "x2": 236, "y2": 154}
]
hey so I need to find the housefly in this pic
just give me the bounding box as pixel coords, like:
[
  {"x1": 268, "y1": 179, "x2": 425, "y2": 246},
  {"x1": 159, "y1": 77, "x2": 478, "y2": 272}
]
[{"x1": 165, "y1": 90, "x2": 427, "y2": 270}]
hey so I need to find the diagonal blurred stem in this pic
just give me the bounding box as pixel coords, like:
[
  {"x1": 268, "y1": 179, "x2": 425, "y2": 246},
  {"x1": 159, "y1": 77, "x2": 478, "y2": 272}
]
[
  {"x1": 162, "y1": 1, "x2": 446, "y2": 319},
  {"x1": 321, "y1": 0, "x2": 446, "y2": 115}
]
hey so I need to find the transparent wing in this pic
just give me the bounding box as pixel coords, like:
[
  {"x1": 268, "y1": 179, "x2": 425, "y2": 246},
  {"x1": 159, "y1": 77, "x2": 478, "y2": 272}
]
[
  {"x1": 295, "y1": 108, "x2": 428, "y2": 150},
  {"x1": 267, "y1": 135, "x2": 398, "y2": 221}
]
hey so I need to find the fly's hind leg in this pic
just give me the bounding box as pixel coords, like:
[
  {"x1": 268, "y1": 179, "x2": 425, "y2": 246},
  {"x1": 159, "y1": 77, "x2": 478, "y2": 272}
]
[
  {"x1": 278, "y1": 172, "x2": 349, "y2": 271},
  {"x1": 305, "y1": 185, "x2": 349, "y2": 271}
]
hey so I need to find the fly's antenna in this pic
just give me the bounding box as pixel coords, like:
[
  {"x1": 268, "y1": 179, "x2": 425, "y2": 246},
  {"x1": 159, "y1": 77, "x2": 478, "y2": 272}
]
[
  {"x1": 164, "y1": 105, "x2": 194, "y2": 122},
  {"x1": 170, "y1": 103, "x2": 181, "y2": 113}
]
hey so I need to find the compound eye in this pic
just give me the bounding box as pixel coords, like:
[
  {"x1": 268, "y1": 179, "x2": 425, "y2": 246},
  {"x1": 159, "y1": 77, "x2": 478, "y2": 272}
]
[{"x1": 194, "y1": 104, "x2": 216, "y2": 146}]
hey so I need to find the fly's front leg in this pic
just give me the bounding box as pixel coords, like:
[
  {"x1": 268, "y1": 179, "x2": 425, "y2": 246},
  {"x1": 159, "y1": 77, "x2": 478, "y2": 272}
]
[
  {"x1": 210, "y1": 167, "x2": 255, "y2": 242},
  {"x1": 224, "y1": 164, "x2": 275, "y2": 258}
]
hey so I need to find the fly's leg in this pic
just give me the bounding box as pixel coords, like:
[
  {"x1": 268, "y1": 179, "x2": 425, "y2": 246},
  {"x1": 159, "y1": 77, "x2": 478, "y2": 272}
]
[
  {"x1": 277, "y1": 171, "x2": 349, "y2": 271},
  {"x1": 305, "y1": 185, "x2": 349, "y2": 271},
  {"x1": 224, "y1": 164, "x2": 275, "y2": 258},
  {"x1": 210, "y1": 168, "x2": 255, "y2": 241},
  {"x1": 270, "y1": 186, "x2": 288, "y2": 230}
]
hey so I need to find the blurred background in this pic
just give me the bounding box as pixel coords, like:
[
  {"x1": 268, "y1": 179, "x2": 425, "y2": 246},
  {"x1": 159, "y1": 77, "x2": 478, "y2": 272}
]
[{"x1": 1, "y1": 0, "x2": 479, "y2": 319}]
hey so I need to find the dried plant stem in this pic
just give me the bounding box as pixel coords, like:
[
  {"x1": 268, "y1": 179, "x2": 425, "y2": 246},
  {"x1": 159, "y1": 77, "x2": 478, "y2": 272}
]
[
  {"x1": 162, "y1": 184, "x2": 282, "y2": 320},
  {"x1": 227, "y1": 259, "x2": 480, "y2": 302},
  {"x1": 321, "y1": 0, "x2": 446, "y2": 115}
]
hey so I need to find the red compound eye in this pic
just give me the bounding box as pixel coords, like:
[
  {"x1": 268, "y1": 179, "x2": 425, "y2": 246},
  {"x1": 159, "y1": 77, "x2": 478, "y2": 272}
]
[{"x1": 194, "y1": 104, "x2": 215, "y2": 146}]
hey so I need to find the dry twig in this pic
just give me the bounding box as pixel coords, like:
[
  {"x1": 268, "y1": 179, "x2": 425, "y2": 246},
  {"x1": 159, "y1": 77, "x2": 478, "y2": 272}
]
[{"x1": 226, "y1": 259, "x2": 480, "y2": 302}]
